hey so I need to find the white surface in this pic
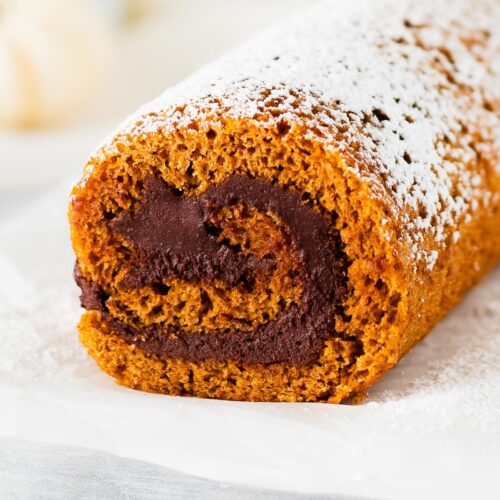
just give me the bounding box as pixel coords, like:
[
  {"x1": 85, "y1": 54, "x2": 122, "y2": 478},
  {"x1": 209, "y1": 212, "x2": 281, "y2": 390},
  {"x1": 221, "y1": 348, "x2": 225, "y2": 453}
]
[
  {"x1": 0, "y1": 438, "x2": 339, "y2": 500},
  {"x1": 0, "y1": 180, "x2": 499, "y2": 500}
]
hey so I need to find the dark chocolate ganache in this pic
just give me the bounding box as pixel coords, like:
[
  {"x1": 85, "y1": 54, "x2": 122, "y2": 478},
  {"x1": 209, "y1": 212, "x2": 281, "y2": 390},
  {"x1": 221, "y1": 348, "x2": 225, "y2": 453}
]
[{"x1": 75, "y1": 175, "x2": 348, "y2": 365}]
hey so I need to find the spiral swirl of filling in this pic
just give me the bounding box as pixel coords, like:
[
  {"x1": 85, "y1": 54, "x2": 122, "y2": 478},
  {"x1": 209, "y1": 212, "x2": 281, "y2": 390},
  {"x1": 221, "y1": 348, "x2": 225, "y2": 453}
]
[{"x1": 75, "y1": 175, "x2": 348, "y2": 365}]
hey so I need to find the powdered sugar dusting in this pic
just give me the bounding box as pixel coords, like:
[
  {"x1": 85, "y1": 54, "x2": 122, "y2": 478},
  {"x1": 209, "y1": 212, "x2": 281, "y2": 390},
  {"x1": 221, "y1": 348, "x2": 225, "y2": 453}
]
[
  {"x1": 0, "y1": 255, "x2": 88, "y2": 385},
  {"x1": 370, "y1": 266, "x2": 500, "y2": 432},
  {"x1": 89, "y1": 0, "x2": 499, "y2": 269}
]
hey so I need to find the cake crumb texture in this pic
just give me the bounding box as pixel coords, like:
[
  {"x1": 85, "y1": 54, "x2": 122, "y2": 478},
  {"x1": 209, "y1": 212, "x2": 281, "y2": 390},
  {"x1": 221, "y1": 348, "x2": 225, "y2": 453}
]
[{"x1": 70, "y1": 0, "x2": 500, "y2": 402}]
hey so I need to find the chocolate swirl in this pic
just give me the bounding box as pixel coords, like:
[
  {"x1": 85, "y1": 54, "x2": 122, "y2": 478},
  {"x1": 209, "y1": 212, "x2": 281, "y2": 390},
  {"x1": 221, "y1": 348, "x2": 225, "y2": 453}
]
[{"x1": 75, "y1": 176, "x2": 348, "y2": 365}]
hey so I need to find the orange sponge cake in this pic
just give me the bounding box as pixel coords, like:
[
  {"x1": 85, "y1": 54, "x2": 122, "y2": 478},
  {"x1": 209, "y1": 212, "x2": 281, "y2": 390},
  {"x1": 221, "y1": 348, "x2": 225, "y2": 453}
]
[{"x1": 69, "y1": 0, "x2": 500, "y2": 402}]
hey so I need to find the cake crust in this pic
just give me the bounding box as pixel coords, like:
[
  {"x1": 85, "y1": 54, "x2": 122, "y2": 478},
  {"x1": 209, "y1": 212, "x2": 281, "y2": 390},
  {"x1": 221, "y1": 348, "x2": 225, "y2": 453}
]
[{"x1": 70, "y1": 0, "x2": 500, "y2": 403}]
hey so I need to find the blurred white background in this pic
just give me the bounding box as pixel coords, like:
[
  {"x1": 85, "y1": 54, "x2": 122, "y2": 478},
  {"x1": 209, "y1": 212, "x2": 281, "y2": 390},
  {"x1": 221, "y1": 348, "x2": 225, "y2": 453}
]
[{"x1": 0, "y1": 0, "x2": 319, "y2": 204}]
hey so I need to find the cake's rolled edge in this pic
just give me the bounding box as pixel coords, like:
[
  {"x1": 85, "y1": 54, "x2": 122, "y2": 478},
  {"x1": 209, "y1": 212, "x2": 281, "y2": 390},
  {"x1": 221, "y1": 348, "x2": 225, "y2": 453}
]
[
  {"x1": 78, "y1": 310, "x2": 366, "y2": 403},
  {"x1": 70, "y1": 109, "x2": 500, "y2": 402},
  {"x1": 70, "y1": 0, "x2": 500, "y2": 402},
  {"x1": 70, "y1": 116, "x2": 403, "y2": 402}
]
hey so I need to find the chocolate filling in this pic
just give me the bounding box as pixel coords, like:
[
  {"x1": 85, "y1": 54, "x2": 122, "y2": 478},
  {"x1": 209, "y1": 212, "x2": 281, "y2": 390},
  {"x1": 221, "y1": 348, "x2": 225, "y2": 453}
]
[{"x1": 75, "y1": 175, "x2": 349, "y2": 365}]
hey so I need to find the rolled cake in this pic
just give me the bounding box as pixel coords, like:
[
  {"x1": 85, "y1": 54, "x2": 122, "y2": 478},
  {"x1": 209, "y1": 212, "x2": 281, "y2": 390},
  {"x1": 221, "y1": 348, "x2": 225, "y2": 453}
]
[{"x1": 69, "y1": 0, "x2": 500, "y2": 402}]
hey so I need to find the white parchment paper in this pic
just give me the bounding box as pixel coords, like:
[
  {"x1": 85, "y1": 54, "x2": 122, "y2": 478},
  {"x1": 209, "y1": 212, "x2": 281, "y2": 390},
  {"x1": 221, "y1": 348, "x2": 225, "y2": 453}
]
[{"x1": 1, "y1": 181, "x2": 499, "y2": 500}]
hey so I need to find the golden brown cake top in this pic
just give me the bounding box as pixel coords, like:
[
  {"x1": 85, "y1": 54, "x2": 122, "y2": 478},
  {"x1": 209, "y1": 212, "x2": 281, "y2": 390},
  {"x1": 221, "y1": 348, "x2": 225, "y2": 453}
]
[{"x1": 82, "y1": 0, "x2": 499, "y2": 271}]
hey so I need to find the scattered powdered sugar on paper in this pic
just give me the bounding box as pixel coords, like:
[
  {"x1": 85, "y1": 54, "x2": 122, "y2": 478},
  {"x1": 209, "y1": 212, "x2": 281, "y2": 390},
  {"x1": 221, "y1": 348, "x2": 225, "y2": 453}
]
[
  {"x1": 0, "y1": 281, "x2": 89, "y2": 385},
  {"x1": 87, "y1": 0, "x2": 499, "y2": 271},
  {"x1": 0, "y1": 224, "x2": 89, "y2": 386},
  {"x1": 369, "y1": 266, "x2": 500, "y2": 432}
]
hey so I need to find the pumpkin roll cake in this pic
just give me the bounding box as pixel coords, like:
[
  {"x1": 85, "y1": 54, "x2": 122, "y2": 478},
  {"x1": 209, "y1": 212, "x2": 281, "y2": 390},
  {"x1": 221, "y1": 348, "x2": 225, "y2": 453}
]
[{"x1": 69, "y1": 0, "x2": 500, "y2": 402}]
